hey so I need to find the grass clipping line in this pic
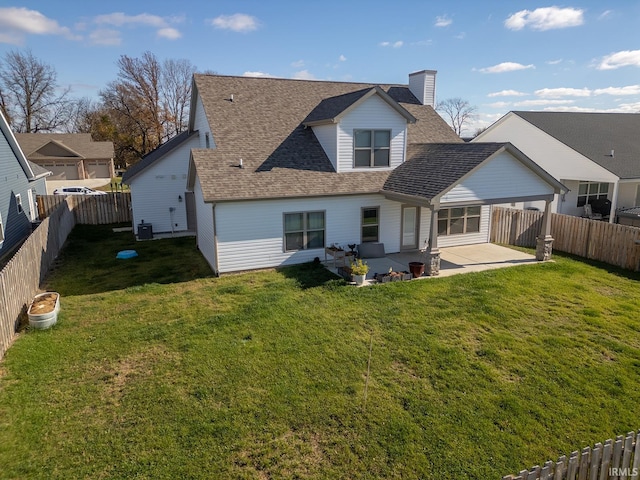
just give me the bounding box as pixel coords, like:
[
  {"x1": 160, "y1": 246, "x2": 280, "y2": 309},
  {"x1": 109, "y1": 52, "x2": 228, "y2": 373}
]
[{"x1": 363, "y1": 331, "x2": 374, "y2": 409}]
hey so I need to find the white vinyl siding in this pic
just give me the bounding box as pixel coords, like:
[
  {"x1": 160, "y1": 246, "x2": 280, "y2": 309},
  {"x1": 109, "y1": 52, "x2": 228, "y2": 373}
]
[
  {"x1": 214, "y1": 194, "x2": 402, "y2": 273},
  {"x1": 312, "y1": 124, "x2": 337, "y2": 171},
  {"x1": 440, "y1": 151, "x2": 555, "y2": 204},
  {"x1": 474, "y1": 113, "x2": 618, "y2": 185},
  {"x1": 336, "y1": 95, "x2": 407, "y2": 172},
  {"x1": 194, "y1": 177, "x2": 216, "y2": 271},
  {"x1": 128, "y1": 134, "x2": 200, "y2": 234},
  {"x1": 616, "y1": 181, "x2": 640, "y2": 210},
  {"x1": 193, "y1": 94, "x2": 213, "y2": 149}
]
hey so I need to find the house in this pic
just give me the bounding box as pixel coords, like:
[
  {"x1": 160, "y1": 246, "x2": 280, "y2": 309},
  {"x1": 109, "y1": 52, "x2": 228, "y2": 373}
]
[
  {"x1": 473, "y1": 111, "x2": 640, "y2": 222},
  {"x1": 14, "y1": 133, "x2": 115, "y2": 181},
  {"x1": 126, "y1": 71, "x2": 566, "y2": 275},
  {"x1": 122, "y1": 130, "x2": 200, "y2": 235},
  {"x1": 0, "y1": 112, "x2": 50, "y2": 261}
]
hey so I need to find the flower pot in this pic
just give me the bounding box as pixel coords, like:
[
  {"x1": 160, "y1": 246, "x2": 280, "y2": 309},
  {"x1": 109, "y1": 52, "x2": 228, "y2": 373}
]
[
  {"x1": 28, "y1": 292, "x2": 60, "y2": 329},
  {"x1": 409, "y1": 262, "x2": 425, "y2": 278},
  {"x1": 353, "y1": 274, "x2": 366, "y2": 285}
]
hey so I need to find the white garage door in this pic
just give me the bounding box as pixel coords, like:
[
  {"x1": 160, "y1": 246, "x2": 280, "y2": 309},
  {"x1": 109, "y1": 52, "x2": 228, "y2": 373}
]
[
  {"x1": 43, "y1": 163, "x2": 79, "y2": 180},
  {"x1": 85, "y1": 161, "x2": 111, "y2": 179}
]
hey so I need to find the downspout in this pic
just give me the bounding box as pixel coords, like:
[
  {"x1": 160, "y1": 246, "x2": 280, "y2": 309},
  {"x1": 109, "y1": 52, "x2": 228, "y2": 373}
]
[
  {"x1": 609, "y1": 179, "x2": 619, "y2": 224},
  {"x1": 212, "y1": 203, "x2": 220, "y2": 276}
]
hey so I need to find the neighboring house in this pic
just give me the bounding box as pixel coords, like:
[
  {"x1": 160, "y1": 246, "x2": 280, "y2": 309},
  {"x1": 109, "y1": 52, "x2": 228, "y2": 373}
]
[
  {"x1": 0, "y1": 112, "x2": 50, "y2": 261},
  {"x1": 122, "y1": 130, "x2": 200, "y2": 234},
  {"x1": 474, "y1": 111, "x2": 640, "y2": 221},
  {"x1": 127, "y1": 71, "x2": 565, "y2": 275},
  {"x1": 14, "y1": 133, "x2": 115, "y2": 181}
]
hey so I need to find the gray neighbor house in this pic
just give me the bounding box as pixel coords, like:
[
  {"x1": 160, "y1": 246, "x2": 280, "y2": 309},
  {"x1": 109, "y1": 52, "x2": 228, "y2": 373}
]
[{"x1": 0, "y1": 112, "x2": 50, "y2": 261}]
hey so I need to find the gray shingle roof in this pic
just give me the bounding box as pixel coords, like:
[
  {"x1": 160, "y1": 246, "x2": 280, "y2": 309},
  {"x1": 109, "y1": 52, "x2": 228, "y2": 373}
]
[
  {"x1": 514, "y1": 111, "x2": 640, "y2": 179},
  {"x1": 27, "y1": 161, "x2": 52, "y2": 179},
  {"x1": 383, "y1": 143, "x2": 508, "y2": 200},
  {"x1": 15, "y1": 133, "x2": 114, "y2": 160},
  {"x1": 123, "y1": 130, "x2": 198, "y2": 183},
  {"x1": 191, "y1": 74, "x2": 461, "y2": 202}
]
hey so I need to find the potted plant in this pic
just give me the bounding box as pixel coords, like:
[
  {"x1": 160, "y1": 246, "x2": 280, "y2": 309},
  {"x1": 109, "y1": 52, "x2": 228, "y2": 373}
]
[{"x1": 350, "y1": 259, "x2": 369, "y2": 285}]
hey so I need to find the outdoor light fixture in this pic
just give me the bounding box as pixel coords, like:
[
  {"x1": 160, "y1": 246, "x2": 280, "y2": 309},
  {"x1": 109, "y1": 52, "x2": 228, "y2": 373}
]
[{"x1": 178, "y1": 195, "x2": 183, "y2": 202}]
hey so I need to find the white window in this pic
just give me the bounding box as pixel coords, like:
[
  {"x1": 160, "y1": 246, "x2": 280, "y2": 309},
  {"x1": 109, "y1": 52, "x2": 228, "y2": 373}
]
[
  {"x1": 361, "y1": 207, "x2": 380, "y2": 242},
  {"x1": 577, "y1": 182, "x2": 608, "y2": 207},
  {"x1": 438, "y1": 207, "x2": 481, "y2": 236},
  {"x1": 283, "y1": 211, "x2": 325, "y2": 251},
  {"x1": 16, "y1": 194, "x2": 23, "y2": 214},
  {"x1": 354, "y1": 130, "x2": 390, "y2": 168}
]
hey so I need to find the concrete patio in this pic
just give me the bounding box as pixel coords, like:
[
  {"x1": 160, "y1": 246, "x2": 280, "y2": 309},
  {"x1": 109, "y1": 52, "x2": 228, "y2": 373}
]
[{"x1": 328, "y1": 243, "x2": 539, "y2": 285}]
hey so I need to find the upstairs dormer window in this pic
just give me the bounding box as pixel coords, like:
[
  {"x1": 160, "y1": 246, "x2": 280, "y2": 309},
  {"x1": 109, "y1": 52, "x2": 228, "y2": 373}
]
[{"x1": 354, "y1": 129, "x2": 390, "y2": 168}]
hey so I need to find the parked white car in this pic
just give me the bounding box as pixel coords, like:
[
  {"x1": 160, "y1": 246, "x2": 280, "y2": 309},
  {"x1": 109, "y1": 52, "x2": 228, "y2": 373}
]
[{"x1": 53, "y1": 186, "x2": 107, "y2": 196}]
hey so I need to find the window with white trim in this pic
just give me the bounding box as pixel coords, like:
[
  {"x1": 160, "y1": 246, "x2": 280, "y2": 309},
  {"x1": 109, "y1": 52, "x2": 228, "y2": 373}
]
[
  {"x1": 361, "y1": 207, "x2": 380, "y2": 242},
  {"x1": 354, "y1": 130, "x2": 390, "y2": 168},
  {"x1": 577, "y1": 182, "x2": 608, "y2": 207},
  {"x1": 438, "y1": 207, "x2": 481, "y2": 236},
  {"x1": 16, "y1": 194, "x2": 23, "y2": 214},
  {"x1": 284, "y1": 211, "x2": 325, "y2": 251}
]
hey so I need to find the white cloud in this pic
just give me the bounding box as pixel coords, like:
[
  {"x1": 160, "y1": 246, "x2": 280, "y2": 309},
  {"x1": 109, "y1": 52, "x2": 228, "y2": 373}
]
[
  {"x1": 291, "y1": 60, "x2": 305, "y2": 68},
  {"x1": 593, "y1": 85, "x2": 640, "y2": 96},
  {"x1": 454, "y1": 32, "x2": 466, "y2": 40},
  {"x1": 488, "y1": 90, "x2": 527, "y2": 97},
  {"x1": 546, "y1": 59, "x2": 563, "y2": 65},
  {"x1": 598, "y1": 10, "x2": 613, "y2": 20},
  {"x1": 0, "y1": 7, "x2": 79, "y2": 44},
  {"x1": 513, "y1": 99, "x2": 575, "y2": 107},
  {"x1": 93, "y1": 12, "x2": 182, "y2": 41},
  {"x1": 505, "y1": 7, "x2": 584, "y2": 31},
  {"x1": 486, "y1": 101, "x2": 511, "y2": 109},
  {"x1": 210, "y1": 13, "x2": 259, "y2": 33},
  {"x1": 535, "y1": 87, "x2": 590, "y2": 98},
  {"x1": 94, "y1": 12, "x2": 166, "y2": 27},
  {"x1": 293, "y1": 70, "x2": 316, "y2": 80},
  {"x1": 478, "y1": 62, "x2": 535, "y2": 73},
  {"x1": 89, "y1": 28, "x2": 121, "y2": 46},
  {"x1": 242, "y1": 71, "x2": 273, "y2": 78},
  {"x1": 157, "y1": 27, "x2": 181, "y2": 40},
  {"x1": 597, "y1": 50, "x2": 640, "y2": 70},
  {"x1": 379, "y1": 40, "x2": 403, "y2": 48},
  {"x1": 435, "y1": 15, "x2": 452, "y2": 27},
  {"x1": 339, "y1": 55, "x2": 346, "y2": 62}
]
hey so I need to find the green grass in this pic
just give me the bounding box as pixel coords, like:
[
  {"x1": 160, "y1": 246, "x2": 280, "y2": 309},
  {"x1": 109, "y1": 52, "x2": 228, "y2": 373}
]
[
  {"x1": 95, "y1": 177, "x2": 129, "y2": 192},
  {"x1": 1, "y1": 225, "x2": 640, "y2": 479}
]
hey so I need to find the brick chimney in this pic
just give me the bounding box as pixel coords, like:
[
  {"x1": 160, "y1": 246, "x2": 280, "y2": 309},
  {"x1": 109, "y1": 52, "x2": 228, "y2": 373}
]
[{"x1": 408, "y1": 70, "x2": 437, "y2": 107}]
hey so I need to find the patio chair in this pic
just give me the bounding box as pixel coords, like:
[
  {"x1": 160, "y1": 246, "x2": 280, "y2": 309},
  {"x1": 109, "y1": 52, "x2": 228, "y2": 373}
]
[{"x1": 583, "y1": 203, "x2": 603, "y2": 220}]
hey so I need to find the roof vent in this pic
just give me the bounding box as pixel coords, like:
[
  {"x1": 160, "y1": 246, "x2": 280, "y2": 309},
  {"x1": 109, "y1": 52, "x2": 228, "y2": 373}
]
[
  {"x1": 230, "y1": 94, "x2": 234, "y2": 102},
  {"x1": 239, "y1": 158, "x2": 243, "y2": 169},
  {"x1": 610, "y1": 149, "x2": 615, "y2": 158}
]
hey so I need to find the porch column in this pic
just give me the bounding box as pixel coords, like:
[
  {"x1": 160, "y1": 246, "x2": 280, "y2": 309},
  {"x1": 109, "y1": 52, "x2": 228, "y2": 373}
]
[
  {"x1": 425, "y1": 208, "x2": 441, "y2": 276},
  {"x1": 536, "y1": 199, "x2": 554, "y2": 261}
]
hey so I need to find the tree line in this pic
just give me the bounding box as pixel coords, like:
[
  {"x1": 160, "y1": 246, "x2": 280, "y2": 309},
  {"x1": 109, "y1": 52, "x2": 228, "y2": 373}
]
[{"x1": 0, "y1": 49, "x2": 198, "y2": 168}]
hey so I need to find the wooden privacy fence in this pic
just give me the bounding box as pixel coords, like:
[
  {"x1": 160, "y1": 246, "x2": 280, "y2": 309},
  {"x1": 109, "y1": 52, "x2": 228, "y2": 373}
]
[
  {"x1": 0, "y1": 199, "x2": 76, "y2": 360},
  {"x1": 37, "y1": 193, "x2": 131, "y2": 225},
  {"x1": 491, "y1": 207, "x2": 640, "y2": 271},
  {"x1": 503, "y1": 430, "x2": 640, "y2": 480}
]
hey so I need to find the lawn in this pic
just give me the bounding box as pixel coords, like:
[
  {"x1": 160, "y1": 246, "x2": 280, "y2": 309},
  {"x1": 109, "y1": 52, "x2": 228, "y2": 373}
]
[{"x1": 1, "y1": 225, "x2": 640, "y2": 479}]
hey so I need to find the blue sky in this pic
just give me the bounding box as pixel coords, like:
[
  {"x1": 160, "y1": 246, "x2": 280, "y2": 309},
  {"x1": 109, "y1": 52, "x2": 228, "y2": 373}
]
[{"x1": 1, "y1": 1, "x2": 639, "y2": 135}]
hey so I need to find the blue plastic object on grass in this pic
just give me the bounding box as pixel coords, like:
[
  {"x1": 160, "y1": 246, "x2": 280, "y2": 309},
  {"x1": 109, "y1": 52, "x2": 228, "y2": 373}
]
[{"x1": 116, "y1": 250, "x2": 138, "y2": 259}]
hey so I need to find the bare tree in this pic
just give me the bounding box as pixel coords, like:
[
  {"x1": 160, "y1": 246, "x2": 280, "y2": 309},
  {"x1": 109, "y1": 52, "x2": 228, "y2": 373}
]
[
  {"x1": 162, "y1": 58, "x2": 196, "y2": 138},
  {"x1": 0, "y1": 49, "x2": 71, "y2": 132},
  {"x1": 99, "y1": 51, "x2": 196, "y2": 166},
  {"x1": 436, "y1": 97, "x2": 477, "y2": 137}
]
